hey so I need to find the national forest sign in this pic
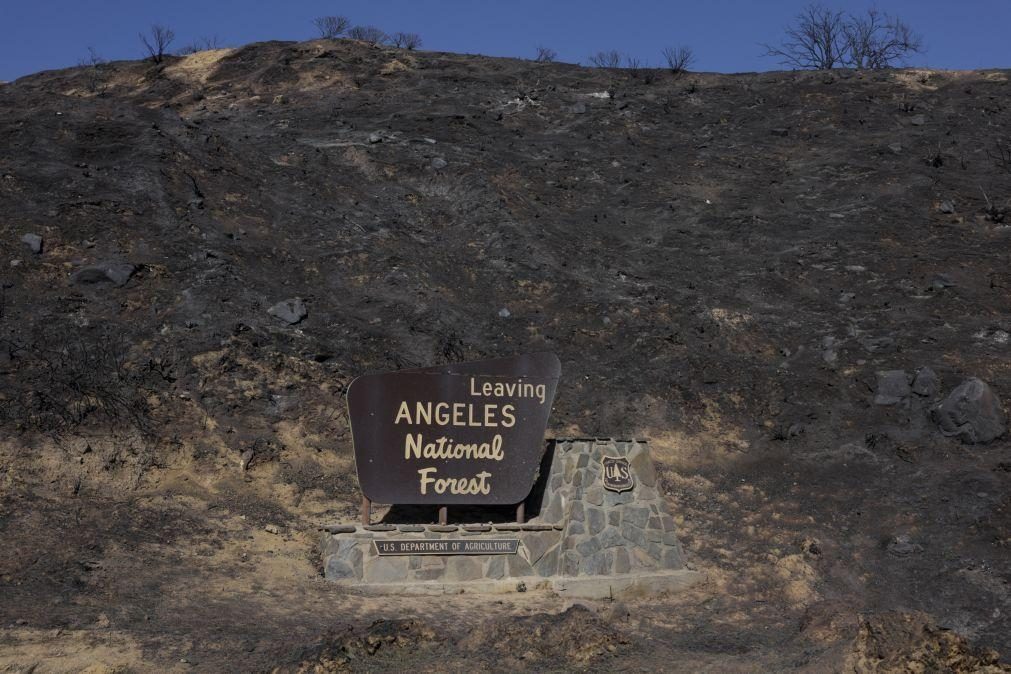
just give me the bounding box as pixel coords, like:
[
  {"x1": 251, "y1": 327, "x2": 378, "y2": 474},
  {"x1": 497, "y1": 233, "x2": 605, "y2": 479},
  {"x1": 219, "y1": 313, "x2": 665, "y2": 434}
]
[{"x1": 347, "y1": 353, "x2": 561, "y2": 505}]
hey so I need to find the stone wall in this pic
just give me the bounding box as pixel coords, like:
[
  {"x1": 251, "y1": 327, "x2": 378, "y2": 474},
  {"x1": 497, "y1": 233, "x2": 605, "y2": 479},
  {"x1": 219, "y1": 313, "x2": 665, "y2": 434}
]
[
  {"x1": 535, "y1": 439, "x2": 685, "y2": 576},
  {"x1": 320, "y1": 439, "x2": 686, "y2": 586}
]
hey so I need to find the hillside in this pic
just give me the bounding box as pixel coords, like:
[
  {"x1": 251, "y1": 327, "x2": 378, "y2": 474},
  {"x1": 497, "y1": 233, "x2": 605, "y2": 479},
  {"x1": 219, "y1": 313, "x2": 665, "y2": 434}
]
[{"x1": 1, "y1": 39, "x2": 1010, "y2": 671}]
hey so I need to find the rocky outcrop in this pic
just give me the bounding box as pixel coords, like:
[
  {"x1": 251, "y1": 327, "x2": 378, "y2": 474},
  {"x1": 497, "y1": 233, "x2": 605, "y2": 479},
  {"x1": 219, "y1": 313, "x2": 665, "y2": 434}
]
[
  {"x1": 267, "y1": 298, "x2": 307, "y2": 324},
  {"x1": 932, "y1": 378, "x2": 1006, "y2": 444},
  {"x1": 70, "y1": 261, "x2": 137, "y2": 286}
]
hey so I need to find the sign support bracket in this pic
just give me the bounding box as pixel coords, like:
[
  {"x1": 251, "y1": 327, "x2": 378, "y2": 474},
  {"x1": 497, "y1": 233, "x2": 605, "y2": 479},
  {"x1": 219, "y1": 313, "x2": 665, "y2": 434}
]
[{"x1": 361, "y1": 495, "x2": 371, "y2": 526}]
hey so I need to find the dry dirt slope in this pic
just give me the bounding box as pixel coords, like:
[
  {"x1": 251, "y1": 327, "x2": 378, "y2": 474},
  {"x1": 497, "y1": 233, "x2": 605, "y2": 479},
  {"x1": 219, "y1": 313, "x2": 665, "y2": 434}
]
[{"x1": 0, "y1": 39, "x2": 1010, "y2": 671}]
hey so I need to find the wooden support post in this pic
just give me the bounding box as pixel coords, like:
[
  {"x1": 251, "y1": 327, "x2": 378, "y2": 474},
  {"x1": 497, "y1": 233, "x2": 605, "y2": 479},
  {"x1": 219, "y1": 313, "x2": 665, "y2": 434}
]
[
  {"x1": 360, "y1": 495, "x2": 371, "y2": 526},
  {"x1": 516, "y1": 501, "x2": 526, "y2": 524},
  {"x1": 438, "y1": 505, "x2": 448, "y2": 526}
]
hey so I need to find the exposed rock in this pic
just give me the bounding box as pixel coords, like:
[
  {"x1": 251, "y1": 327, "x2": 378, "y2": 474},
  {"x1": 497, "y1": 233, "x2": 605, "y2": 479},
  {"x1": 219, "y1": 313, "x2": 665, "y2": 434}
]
[
  {"x1": 21, "y1": 233, "x2": 42, "y2": 254},
  {"x1": 931, "y1": 274, "x2": 955, "y2": 290},
  {"x1": 71, "y1": 261, "x2": 137, "y2": 286},
  {"x1": 911, "y1": 367, "x2": 940, "y2": 397},
  {"x1": 938, "y1": 200, "x2": 956, "y2": 214},
  {"x1": 430, "y1": 157, "x2": 447, "y2": 169},
  {"x1": 822, "y1": 335, "x2": 839, "y2": 367},
  {"x1": 568, "y1": 102, "x2": 587, "y2": 114},
  {"x1": 909, "y1": 114, "x2": 927, "y2": 126},
  {"x1": 861, "y1": 336, "x2": 895, "y2": 353},
  {"x1": 874, "y1": 370, "x2": 910, "y2": 405},
  {"x1": 239, "y1": 448, "x2": 255, "y2": 470},
  {"x1": 497, "y1": 307, "x2": 510, "y2": 318},
  {"x1": 886, "y1": 534, "x2": 922, "y2": 557},
  {"x1": 932, "y1": 378, "x2": 1006, "y2": 444},
  {"x1": 267, "y1": 298, "x2": 307, "y2": 324}
]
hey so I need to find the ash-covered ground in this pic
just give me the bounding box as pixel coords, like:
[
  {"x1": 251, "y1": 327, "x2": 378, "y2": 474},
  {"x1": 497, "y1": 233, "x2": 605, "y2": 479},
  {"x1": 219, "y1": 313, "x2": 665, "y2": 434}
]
[{"x1": 1, "y1": 39, "x2": 1009, "y2": 671}]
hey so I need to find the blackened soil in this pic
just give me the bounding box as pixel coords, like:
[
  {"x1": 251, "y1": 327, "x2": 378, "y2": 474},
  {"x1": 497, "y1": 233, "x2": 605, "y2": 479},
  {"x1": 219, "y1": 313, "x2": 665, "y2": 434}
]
[{"x1": 0, "y1": 40, "x2": 1010, "y2": 671}]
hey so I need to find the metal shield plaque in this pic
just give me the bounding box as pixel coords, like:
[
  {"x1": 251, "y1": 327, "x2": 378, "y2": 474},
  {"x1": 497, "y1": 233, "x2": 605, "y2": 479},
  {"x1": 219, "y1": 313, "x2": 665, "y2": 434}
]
[
  {"x1": 602, "y1": 456, "x2": 634, "y2": 493},
  {"x1": 347, "y1": 353, "x2": 561, "y2": 505}
]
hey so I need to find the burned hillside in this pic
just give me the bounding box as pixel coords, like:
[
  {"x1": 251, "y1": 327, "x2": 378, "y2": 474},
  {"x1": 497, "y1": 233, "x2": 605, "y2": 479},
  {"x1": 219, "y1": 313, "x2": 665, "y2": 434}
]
[{"x1": 1, "y1": 39, "x2": 1009, "y2": 671}]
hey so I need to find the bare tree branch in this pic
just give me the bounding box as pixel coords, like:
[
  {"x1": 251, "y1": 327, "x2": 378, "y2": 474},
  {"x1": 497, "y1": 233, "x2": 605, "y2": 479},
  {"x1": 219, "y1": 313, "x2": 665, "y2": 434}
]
[
  {"x1": 763, "y1": 4, "x2": 924, "y2": 70},
  {"x1": 588, "y1": 50, "x2": 622, "y2": 69},
  {"x1": 534, "y1": 46, "x2": 557, "y2": 63},
  {"x1": 140, "y1": 24, "x2": 175, "y2": 64},
  {"x1": 178, "y1": 35, "x2": 224, "y2": 55},
  {"x1": 313, "y1": 16, "x2": 350, "y2": 39},
  {"x1": 347, "y1": 25, "x2": 389, "y2": 46},
  {"x1": 391, "y1": 32, "x2": 422, "y2": 49},
  {"x1": 842, "y1": 9, "x2": 923, "y2": 68},
  {"x1": 762, "y1": 5, "x2": 846, "y2": 70},
  {"x1": 661, "y1": 46, "x2": 695, "y2": 77}
]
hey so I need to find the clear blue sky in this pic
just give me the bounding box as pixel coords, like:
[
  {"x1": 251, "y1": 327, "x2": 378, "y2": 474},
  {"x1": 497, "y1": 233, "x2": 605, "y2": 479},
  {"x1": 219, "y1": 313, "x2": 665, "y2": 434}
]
[{"x1": 2, "y1": 0, "x2": 1008, "y2": 81}]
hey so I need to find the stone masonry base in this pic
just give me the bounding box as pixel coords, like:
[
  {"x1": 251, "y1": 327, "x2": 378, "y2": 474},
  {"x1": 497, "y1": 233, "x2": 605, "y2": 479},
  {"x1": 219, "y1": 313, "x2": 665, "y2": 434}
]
[{"x1": 321, "y1": 439, "x2": 696, "y2": 598}]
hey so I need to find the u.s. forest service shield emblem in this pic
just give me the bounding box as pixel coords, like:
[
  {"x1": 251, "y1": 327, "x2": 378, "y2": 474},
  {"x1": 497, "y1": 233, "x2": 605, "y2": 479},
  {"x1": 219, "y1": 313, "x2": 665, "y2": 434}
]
[{"x1": 601, "y1": 456, "x2": 634, "y2": 493}]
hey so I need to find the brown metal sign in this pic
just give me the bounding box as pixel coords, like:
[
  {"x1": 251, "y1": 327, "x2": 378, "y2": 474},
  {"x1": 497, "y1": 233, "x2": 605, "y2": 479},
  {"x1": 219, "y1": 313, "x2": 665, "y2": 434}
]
[
  {"x1": 373, "y1": 539, "x2": 520, "y2": 556},
  {"x1": 602, "y1": 456, "x2": 634, "y2": 493},
  {"x1": 347, "y1": 353, "x2": 561, "y2": 505}
]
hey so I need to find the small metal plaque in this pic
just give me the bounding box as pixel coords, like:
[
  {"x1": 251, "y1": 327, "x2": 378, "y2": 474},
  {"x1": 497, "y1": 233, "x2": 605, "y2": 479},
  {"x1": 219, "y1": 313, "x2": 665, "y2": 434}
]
[
  {"x1": 373, "y1": 538, "x2": 520, "y2": 556},
  {"x1": 602, "y1": 456, "x2": 634, "y2": 493}
]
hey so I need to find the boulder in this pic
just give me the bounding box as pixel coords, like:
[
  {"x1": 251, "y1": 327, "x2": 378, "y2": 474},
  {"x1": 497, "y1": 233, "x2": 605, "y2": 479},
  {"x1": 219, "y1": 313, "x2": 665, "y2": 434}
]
[
  {"x1": 21, "y1": 233, "x2": 42, "y2": 254},
  {"x1": 887, "y1": 534, "x2": 922, "y2": 557},
  {"x1": 268, "y1": 298, "x2": 307, "y2": 324},
  {"x1": 71, "y1": 262, "x2": 137, "y2": 286},
  {"x1": 932, "y1": 378, "x2": 1006, "y2": 444},
  {"x1": 874, "y1": 370, "x2": 910, "y2": 405},
  {"x1": 911, "y1": 367, "x2": 939, "y2": 397},
  {"x1": 930, "y1": 274, "x2": 955, "y2": 290},
  {"x1": 430, "y1": 157, "x2": 448, "y2": 170}
]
